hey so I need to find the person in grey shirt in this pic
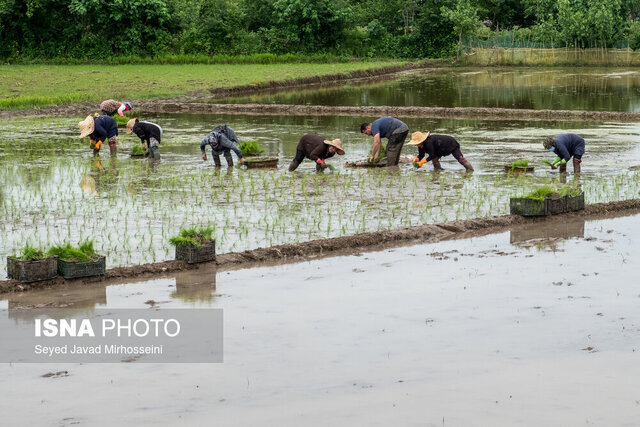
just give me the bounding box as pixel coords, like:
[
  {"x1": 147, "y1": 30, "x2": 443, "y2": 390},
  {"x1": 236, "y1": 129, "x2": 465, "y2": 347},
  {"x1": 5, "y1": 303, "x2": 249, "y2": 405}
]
[
  {"x1": 360, "y1": 116, "x2": 409, "y2": 166},
  {"x1": 200, "y1": 126, "x2": 245, "y2": 167}
]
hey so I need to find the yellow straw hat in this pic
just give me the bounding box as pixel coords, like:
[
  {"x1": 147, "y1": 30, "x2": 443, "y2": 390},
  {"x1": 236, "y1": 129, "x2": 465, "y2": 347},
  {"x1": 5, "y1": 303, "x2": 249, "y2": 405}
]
[
  {"x1": 78, "y1": 115, "x2": 95, "y2": 138},
  {"x1": 407, "y1": 131, "x2": 429, "y2": 146},
  {"x1": 324, "y1": 138, "x2": 345, "y2": 155},
  {"x1": 126, "y1": 119, "x2": 137, "y2": 134}
]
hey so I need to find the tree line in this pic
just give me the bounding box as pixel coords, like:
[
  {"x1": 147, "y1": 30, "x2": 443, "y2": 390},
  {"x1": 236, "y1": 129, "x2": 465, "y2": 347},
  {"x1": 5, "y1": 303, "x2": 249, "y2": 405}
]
[{"x1": 2, "y1": 0, "x2": 640, "y2": 61}]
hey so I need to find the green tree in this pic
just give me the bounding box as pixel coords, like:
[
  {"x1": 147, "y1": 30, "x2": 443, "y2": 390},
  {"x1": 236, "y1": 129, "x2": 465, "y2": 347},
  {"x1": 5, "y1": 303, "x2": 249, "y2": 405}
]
[
  {"x1": 271, "y1": 0, "x2": 350, "y2": 52},
  {"x1": 441, "y1": 0, "x2": 481, "y2": 52}
]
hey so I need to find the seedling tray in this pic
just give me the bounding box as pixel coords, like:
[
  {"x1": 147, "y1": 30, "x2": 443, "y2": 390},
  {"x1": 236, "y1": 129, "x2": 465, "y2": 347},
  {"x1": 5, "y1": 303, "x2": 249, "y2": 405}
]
[
  {"x1": 510, "y1": 198, "x2": 547, "y2": 216},
  {"x1": 504, "y1": 165, "x2": 535, "y2": 173},
  {"x1": 175, "y1": 240, "x2": 216, "y2": 264},
  {"x1": 510, "y1": 196, "x2": 569, "y2": 216},
  {"x1": 7, "y1": 256, "x2": 58, "y2": 282},
  {"x1": 567, "y1": 193, "x2": 585, "y2": 212},
  {"x1": 546, "y1": 196, "x2": 567, "y2": 215},
  {"x1": 58, "y1": 256, "x2": 106, "y2": 279},
  {"x1": 244, "y1": 156, "x2": 278, "y2": 169}
]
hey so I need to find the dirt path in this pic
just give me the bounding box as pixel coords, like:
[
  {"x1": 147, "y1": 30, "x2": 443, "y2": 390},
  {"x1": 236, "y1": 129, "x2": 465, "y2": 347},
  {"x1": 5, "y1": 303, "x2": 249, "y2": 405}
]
[{"x1": 2, "y1": 198, "x2": 639, "y2": 294}]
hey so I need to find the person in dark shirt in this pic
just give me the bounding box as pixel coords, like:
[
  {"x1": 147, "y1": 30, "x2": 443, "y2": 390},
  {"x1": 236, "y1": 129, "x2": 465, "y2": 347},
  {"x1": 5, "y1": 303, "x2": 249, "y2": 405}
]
[
  {"x1": 127, "y1": 119, "x2": 162, "y2": 160},
  {"x1": 78, "y1": 114, "x2": 119, "y2": 156},
  {"x1": 289, "y1": 134, "x2": 344, "y2": 172},
  {"x1": 360, "y1": 116, "x2": 409, "y2": 166},
  {"x1": 407, "y1": 132, "x2": 474, "y2": 172},
  {"x1": 543, "y1": 133, "x2": 585, "y2": 173}
]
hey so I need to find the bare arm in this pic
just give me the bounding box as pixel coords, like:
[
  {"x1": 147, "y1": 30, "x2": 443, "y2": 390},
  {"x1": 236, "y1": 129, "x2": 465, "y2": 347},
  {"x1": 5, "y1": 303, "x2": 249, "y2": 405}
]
[{"x1": 369, "y1": 133, "x2": 382, "y2": 161}]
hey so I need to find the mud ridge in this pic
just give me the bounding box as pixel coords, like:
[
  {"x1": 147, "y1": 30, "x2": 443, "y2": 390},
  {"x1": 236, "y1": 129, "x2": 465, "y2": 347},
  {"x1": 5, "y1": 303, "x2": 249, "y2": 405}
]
[
  {"x1": 0, "y1": 61, "x2": 442, "y2": 118},
  {"x1": 143, "y1": 102, "x2": 640, "y2": 123},
  {"x1": 2, "y1": 198, "x2": 639, "y2": 294}
]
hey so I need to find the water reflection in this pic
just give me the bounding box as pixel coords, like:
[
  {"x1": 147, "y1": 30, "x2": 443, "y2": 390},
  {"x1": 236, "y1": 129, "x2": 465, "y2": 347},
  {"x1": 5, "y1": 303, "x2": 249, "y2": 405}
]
[{"x1": 212, "y1": 67, "x2": 640, "y2": 112}]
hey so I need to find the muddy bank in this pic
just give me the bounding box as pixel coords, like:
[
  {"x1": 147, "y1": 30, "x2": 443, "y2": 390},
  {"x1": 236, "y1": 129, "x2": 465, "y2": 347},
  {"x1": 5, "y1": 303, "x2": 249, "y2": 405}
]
[
  {"x1": 2, "y1": 198, "x2": 639, "y2": 294},
  {"x1": 0, "y1": 61, "x2": 442, "y2": 118},
  {"x1": 143, "y1": 102, "x2": 640, "y2": 122}
]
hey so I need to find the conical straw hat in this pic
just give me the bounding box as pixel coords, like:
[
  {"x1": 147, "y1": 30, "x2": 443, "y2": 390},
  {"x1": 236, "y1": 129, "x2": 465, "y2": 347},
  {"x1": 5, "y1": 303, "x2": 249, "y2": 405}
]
[
  {"x1": 324, "y1": 139, "x2": 345, "y2": 155},
  {"x1": 78, "y1": 115, "x2": 95, "y2": 138},
  {"x1": 407, "y1": 131, "x2": 429, "y2": 146}
]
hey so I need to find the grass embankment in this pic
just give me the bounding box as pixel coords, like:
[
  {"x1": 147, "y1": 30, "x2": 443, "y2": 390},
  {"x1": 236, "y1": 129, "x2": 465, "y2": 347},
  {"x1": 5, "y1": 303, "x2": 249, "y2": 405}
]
[
  {"x1": 458, "y1": 47, "x2": 640, "y2": 66},
  {"x1": 0, "y1": 61, "x2": 404, "y2": 111}
]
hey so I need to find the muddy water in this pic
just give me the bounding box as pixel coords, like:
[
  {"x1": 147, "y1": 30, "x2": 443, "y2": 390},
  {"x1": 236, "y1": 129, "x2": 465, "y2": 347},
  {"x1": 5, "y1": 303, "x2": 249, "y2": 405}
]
[
  {"x1": 213, "y1": 67, "x2": 640, "y2": 112},
  {"x1": 2, "y1": 113, "x2": 640, "y2": 277},
  {"x1": 1, "y1": 213, "x2": 639, "y2": 425}
]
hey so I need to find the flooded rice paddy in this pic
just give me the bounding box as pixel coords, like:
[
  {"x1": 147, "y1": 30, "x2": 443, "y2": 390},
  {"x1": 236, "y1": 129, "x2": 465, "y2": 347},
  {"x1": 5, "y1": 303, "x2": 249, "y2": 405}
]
[
  {"x1": 1, "y1": 113, "x2": 640, "y2": 277},
  {"x1": 214, "y1": 67, "x2": 640, "y2": 112},
  {"x1": 1, "y1": 212, "x2": 639, "y2": 425}
]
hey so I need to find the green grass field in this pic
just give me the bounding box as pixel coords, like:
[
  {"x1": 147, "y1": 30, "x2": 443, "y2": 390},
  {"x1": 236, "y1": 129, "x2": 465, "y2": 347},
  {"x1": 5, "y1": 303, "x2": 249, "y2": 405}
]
[{"x1": 0, "y1": 62, "x2": 404, "y2": 110}]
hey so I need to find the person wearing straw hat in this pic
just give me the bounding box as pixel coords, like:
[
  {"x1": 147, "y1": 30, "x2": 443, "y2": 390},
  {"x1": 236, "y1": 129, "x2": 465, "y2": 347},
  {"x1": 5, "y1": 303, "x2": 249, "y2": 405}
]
[
  {"x1": 543, "y1": 133, "x2": 585, "y2": 174},
  {"x1": 407, "y1": 131, "x2": 474, "y2": 172},
  {"x1": 127, "y1": 119, "x2": 163, "y2": 160},
  {"x1": 78, "y1": 114, "x2": 119, "y2": 156},
  {"x1": 360, "y1": 116, "x2": 409, "y2": 166},
  {"x1": 100, "y1": 100, "x2": 132, "y2": 117},
  {"x1": 288, "y1": 134, "x2": 344, "y2": 172}
]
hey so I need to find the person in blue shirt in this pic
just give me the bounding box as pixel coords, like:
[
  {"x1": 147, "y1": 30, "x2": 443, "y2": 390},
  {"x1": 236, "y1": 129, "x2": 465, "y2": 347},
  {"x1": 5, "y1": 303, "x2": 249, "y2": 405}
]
[
  {"x1": 360, "y1": 116, "x2": 409, "y2": 166},
  {"x1": 543, "y1": 133, "x2": 585, "y2": 173}
]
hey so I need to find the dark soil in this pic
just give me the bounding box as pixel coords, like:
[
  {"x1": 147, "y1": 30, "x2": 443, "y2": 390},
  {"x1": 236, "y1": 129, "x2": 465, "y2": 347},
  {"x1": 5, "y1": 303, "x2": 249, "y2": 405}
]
[{"x1": 2, "y1": 198, "x2": 639, "y2": 294}]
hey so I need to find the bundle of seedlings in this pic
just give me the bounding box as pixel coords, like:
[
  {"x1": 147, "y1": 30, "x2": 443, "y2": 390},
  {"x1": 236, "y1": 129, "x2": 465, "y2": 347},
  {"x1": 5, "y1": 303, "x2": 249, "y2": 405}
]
[
  {"x1": 170, "y1": 226, "x2": 216, "y2": 263},
  {"x1": 239, "y1": 140, "x2": 265, "y2": 157},
  {"x1": 7, "y1": 244, "x2": 58, "y2": 282},
  {"x1": 130, "y1": 144, "x2": 147, "y2": 157},
  {"x1": 47, "y1": 240, "x2": 105, "y2": 279},
  {"x1": 505, "y1": 159, "x2": 534, "y2": 173}
]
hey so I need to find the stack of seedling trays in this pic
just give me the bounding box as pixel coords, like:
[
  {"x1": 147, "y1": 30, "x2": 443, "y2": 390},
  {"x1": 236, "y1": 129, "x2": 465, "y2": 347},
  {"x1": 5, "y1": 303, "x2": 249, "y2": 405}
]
[
  {"x1": 170, "y1": 227, "x2": 216, "y2": 264},
  {"x1": 510, "y1": 185, "x2": 585, "y2": 217}
]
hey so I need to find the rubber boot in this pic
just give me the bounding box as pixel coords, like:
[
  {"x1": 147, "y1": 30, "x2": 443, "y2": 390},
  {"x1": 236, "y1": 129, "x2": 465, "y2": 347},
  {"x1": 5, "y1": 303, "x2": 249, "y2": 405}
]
[
  {"x1": 213, "y1": 155, "x2": 222, "y2": 168},
  {"x1": 225, "y1": 155, "x2": 233, "y2": 167},
  {"x1": 573, "y1": 158, "x2": 581, "y2": 174},
  {"x1": 559, "y1": 163, "x2": 567, "y2": 173},
  {"x1": 459, "y1": 157, "x2": 474, "y2": 172},
  {"x1": 151, "y1": 146, "x2": 160, "y2": 161},
  {"x1": 431, "y1": 157, "x2": 444, "y2": 171},
  {"x1": 109, "y1": 142, "x2": 117, "y2": 157},
  {"x1": 288, "y1": 160, "x2": 300, "y2": 172}
]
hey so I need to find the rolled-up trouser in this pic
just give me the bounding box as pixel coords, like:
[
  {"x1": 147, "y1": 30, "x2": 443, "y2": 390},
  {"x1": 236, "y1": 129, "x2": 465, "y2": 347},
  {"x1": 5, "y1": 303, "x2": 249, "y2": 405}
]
[
  {"x1": 108, "y1": 136, "x2": 117, "y2": 156},
  {"x1": 149, "y1": 137, "x2": 160, "y2": 160},
  {"x1": 213, "y1": 148, "x2": 233, "y2": 166},
  {"x1": 386, "y1": 124, "x2": 409, "y2": 166}
]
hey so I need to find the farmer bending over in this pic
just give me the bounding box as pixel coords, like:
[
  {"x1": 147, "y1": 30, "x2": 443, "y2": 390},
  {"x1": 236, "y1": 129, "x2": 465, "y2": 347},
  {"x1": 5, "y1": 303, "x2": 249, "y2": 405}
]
[
  {"x1": 200, "y1": 126, "x2": 245, "y2": 167},
  {"x1": 543, "y1": 133, "x2": 585, "y2": 174},
  {"x1": 78, "y1": 114, "x2": 119, "y2": 156},
  {"x1": 408, "y1": 132, "x2": 474, "y2": 172},
  {"x1": 100, "y1": 100, "x2": 132, "y2": 117},
  {"x1": 360, "y1": 116, "x2": 409, "y2": 166},
  {"x1": 289, "y1": 134, "x2": 344, "y2": 172},
  {"x1": 127, "y1": 119, "x2": 162, "y2": 160}
]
